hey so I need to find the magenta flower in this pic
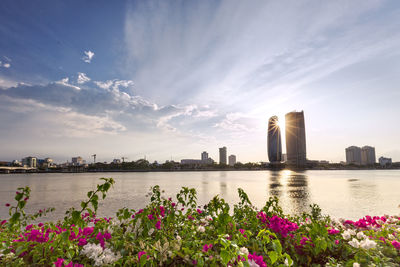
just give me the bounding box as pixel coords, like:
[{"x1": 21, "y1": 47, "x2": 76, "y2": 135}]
[
  {"x1": 1, "y1": 220, "x2": 7, "y2": 226},
  {"x1": 197, "y1": 209, "x2": 203, "y2": 214},
  {"x1": 155, "y1": 220, "x2": 161, "y2": 230},
  {"x1": 159, "y1": 206, "x2": 165, "y2": 217},
  {"x1": 54, "y1": 258, "x2": 65, "y2": 267},
  {"x1": 392, "y1": 240, "x2": 400, "y2": 250},
  {"x1": 78, "y1": 238, "x2": 87, "y2": 246},
  {"x1": 103, "y1": 232, "x2": 112, "y2": 240},
  {"x1": 171, "y1": 202, "x2": 176, "y2": 207},
  {"x1": 138, "y1": 251, "x2": 147, "y2": 260},
  {"x1": 248, "y1": 253, "x2": 267, "y2": 267},
  {"x1": 202, "y1": 244, "x2": 213, "y2": 252},
  {"x1": 24, "y1": 197, "x2": 29, "y2": 201},
  {"x1": 38, "y1": 223, "x2": 43, "y2": 227},
  {"x1": 335, "y1": 240, "x2": 340, "y2": 244},
  {"x1": 148, "y1": 214, "x2": 154, "y2": 220},
  {"x1": 5, "y1": 203, "x2": 10, "y2": 207},
  {"x1": 328, "y1": 228, "x2": 340, "y2": 235}
]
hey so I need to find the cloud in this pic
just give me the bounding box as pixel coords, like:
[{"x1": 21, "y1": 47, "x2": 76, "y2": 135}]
[
  {"x1": 0, "y1": 60, "x2": 11, "y2": 68},
  {"x1": 0, "y1": 78, "x2": 224, "y2": 137},
  {"x1": 82, "y1": 50, "x2": 95, "y2": 63},
  {"x1": 123, "y1": 0, "x2": 399, "y2": 111},
  {"x1": 77, "y1": 72, "x2": 90, "y2": 84}
]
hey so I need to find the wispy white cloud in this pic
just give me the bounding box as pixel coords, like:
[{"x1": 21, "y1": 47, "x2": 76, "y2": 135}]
[
  {"x1": 82, "y1": 50, "x2": 95, "y2": 63},
  {"x1": 77, "y1": 72, "x2": 90, "y2": 84}
]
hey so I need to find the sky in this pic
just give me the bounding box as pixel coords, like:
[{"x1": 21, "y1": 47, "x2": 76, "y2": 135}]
[{"x1": 0, "y1": 0, "x2": 400, "y2": 164}]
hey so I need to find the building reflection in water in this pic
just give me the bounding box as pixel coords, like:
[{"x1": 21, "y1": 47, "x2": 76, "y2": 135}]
[{"x1": 268, "y1": 170, "x2": 310, "y2": 215}]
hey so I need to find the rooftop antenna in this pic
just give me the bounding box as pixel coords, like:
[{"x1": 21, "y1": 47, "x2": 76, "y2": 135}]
[{"x1": 91, "y1": 154, "x2": 96, "y2": 163}]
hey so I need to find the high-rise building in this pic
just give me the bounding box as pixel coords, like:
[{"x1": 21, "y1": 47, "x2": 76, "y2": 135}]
[
  {"x1": 21, "y1": 156, "x2": 37, "y2": 168},
  {"x1": 361, "y1": 146, "x2": 376, "y2": 165},
  {"x1": 345, "y1": 146, "x2": 361, "y2": 165},
  {"x1": 379, "y1": 156, "x2": 392, "y2": 167},
  {"x1": 219, "y1": 147, "x2": 227, "y2": 165},
  {"x1": 285, "y1": 111, "x2": 307, "y2": 167},
  {"x1": 267, "y1": 116, "x2": 282, "y2": 163},
  {"x1": 201, "y1": 151, "x2": 209, "y2": 161},
  {"x1": 72, "y1": 156, "x2": 84, "y2": 165},
  {"x1": 228, "y1": 155, "x2": 236, "y2": 166}
]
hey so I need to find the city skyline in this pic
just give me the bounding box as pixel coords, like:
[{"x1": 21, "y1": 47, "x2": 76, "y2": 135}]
[{"x1": 1, "y1": 1, "x2": 400, "y2": 163}]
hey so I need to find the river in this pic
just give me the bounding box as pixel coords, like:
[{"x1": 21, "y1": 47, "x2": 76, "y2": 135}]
[{"x1": 0, "y1": 170, "x2": 399, "y2": 221}]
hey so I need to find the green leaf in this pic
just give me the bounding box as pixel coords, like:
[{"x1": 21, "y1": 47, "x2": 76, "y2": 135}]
[
  {"x1": 268, "y1": 251, "x2": 278, "y2": 264},
  {"x1": 272, "y1": 239, "x2": 282, "y2": 255},
  {"x1": 140, "y1": 254, "x2": 147, "y2": 266},
  {"x1": 220, "y1": 249, "x2": 230, "y2": 265}
]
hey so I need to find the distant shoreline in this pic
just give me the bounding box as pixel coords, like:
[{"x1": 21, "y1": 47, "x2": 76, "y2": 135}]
[{"x1": 1, "y1": 167, "x2": 399, "y2": 174}]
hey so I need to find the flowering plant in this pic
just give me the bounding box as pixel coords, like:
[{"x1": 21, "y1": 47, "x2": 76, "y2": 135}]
[{"x1": 0, "y1": 178, "x2": 400, "y2": 266}]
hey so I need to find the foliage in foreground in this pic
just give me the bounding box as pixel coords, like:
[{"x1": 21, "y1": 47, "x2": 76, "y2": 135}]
[{"x1": 0, "y1": 178, "x2": 400, "y2": 266}]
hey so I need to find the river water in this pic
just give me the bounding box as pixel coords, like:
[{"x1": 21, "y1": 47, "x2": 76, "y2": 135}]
[{"x1": 0, "y1": 170, "x2": 399, "y2": 221}]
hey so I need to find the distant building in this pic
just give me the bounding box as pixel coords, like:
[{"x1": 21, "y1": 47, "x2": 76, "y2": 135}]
[
  {"x1": 201, "y1": 151, "x2": 209, "y2": 161},
  {"x1": 21, "y1": 157, "x2": 37, "y2": 168},
  {"x1": 379, "y1": 156, "x2": 392, "y2": 167},
  {"x1": 180, "y1": 159, "x2": 204, "y2": 165},
  {"x1": 219, "y1": 147, "x2": 227, "y2": 165},
  {"x1": 113, "y1": 159, "x2": 121, "y2": 164},
  {"x1": 228, "y1": 155, "x2": 236, "y2": 166},
  {"x1": 361, "y1": 146, "x2": 376, "y2": 165},
  {"x1": 267, "y1": 116, "x2": 282, "y2": 163},
  {"x1": 345, "y1": 146, "x2": 362, "y2": 165},
  {"x1": 72, "y1": 156, "x2": 84, "y2": 166},
  {"x1": 285, "y1": 111, "x2": 307, "y2": 167}
]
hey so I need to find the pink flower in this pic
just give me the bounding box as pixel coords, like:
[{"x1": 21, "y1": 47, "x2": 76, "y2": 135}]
[
  {"x1": 188, "y1": 215, "x2": 194, "y2": 220},
  {"x1": 328, "y1": 228, "x2": 340, "y2": 235},
  {"x1": 138, "y1": 251, "x2": 147, "y2": 260},
  {"x1": 131, "y1": 214, "x2": 135, "y2": 219},
  {"x1": 54, "y1": 258, "x2": 64, "y2": 267},
  {"x1": 248, "y1": 253, "x2": 267, "y2": 267},
  {"x1": 78, "y1": 238, "x2": 87, "y2": 246},
  {"x1": 103, "y1": 232, "x2": 112, "y2": 240},
  {"x1": 202, "y1": 243, "x2": 213, "y2": 252},
  {"x1": 197, "y1": 209, "x2": 203, "y2": 214},
  {"x1": 1, "y1": 220, "x2": 7, "y2": 226},
  {"x1": 171, "y1": 202, "x2": 176, "y2": 207},
  {"x1": 5, "y1": 203, "x2": 10, "y2": 207},
  {"x1": 159, "y1": 206, "x2": 165, "y2": 217},
  {"x1": 148, "y1": 214, "x2": 154, "y2": 220},
  {"x1": 38, "y1": 223, "x2": 43, "y2": 227},
  {"x1": 155, "y1": 220, "x2": 161, "y2": 230},
  {"x1": 335, "y1": 240, "x2": 340, "y2": 244},
  {"x1": 24, "y1": 197, "x2": 29, "y2": 201},
  {"x1": 135, "y1": 209, "x2": 144, "y2": 215},
  {"x1": 392, "y1": 240, "x2": 400, "y2": 250}
]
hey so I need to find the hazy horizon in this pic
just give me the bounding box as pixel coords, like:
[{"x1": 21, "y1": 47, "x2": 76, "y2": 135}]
[{"x1": 1, "y1": 1, "x2": 400, "y2": 163}]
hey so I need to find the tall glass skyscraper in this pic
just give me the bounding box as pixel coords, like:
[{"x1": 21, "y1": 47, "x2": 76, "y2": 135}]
[
  {"x1": 267, "y1": 116, "x2": 282, "y2": 163},
  {"x1": 285, "y1": 111, "x2": 307, "y2": 167}
]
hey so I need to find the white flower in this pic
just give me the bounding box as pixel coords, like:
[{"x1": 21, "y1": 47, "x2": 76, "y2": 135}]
[
  {"x1": 348, "y1": 229, "x2": 356, "y2": 236},
  {"x1": 348, "y1": 238, "x2": 360, "y2": 248},
  {"x1": 342, "y1": 231, "x2": 351, "y2": 240},
  {"x1": 284, "y1": 257, "x2": 293, "y2": 266},
  {"x1": 356, "y1": 231, "x2": 366, "y2": 239},
  {"x1": 388, "y1": 234, "x2": 395, "y2": 240},
  {"x1": 197, "y1": 226, "x2": 205, "y2": 233},
  {"x1": 248, "y1": 259, "x2": 260, "y2": 267},
  {"x1": 359, "y1": 238, "x2": 377, "y2": 249},
  {"x1": 239, "y1": 247, "x2": 249, "y2": 255},
  {"x1": 205, "y1": 215, "x2": 213, "y2": 221},
  {"x1": 81, "y1": 243, "x2": 121, "y2": 266},
  {"x1": 176, "y1": 235, "x2": 181, "y2": 241},
  {"x1": 353, "y1": 263, "x2": 360, "y2": 267},
  {"x1": 148, "y1": 228, "x2": 154, "y2": 235}
]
